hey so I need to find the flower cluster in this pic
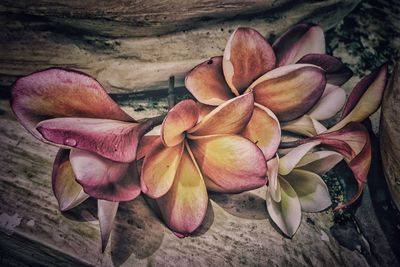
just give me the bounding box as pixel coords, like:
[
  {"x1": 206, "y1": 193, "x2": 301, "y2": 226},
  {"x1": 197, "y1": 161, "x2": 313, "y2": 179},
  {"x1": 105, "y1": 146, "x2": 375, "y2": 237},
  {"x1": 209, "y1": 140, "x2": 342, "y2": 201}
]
[{"x1": 10, "y1": 23, "x2": 389, "y2": 250}]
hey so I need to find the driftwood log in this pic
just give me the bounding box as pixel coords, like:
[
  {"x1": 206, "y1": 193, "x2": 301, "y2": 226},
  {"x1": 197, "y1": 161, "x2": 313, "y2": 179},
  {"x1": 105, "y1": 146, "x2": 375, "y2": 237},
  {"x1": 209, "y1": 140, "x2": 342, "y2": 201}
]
[
  {"x1": 0, "y1": 0, "x2": 361, "y2": 93},
  {"x1": 380, "y1": 64, "x2": 400, "y2": 211}
]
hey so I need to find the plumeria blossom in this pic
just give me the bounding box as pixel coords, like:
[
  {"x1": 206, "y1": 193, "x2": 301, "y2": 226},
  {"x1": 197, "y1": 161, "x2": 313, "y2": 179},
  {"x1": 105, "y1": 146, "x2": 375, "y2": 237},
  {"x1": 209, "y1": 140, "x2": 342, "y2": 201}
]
[
  {"x1": 11, "y1": 68, "x2": 162, "y2": 251},
  {"x1": 140, "y1": 93, "x2": 267, "y2": 235},
  {"x1": 186, "y1": 26, "x2": 332, "y2": 160},
  {"x1": 266, "y1": 142, "x2": 342, "y2": 237},
  {"x1": 280, "y1": 64, "x2": 389, "y2": 210},
  {"x1": 185, "y1": 24, "x2": 355, "y2": 160},
  {"x1": 274, "y1": 24, "x2": 353, "y2": 136}
]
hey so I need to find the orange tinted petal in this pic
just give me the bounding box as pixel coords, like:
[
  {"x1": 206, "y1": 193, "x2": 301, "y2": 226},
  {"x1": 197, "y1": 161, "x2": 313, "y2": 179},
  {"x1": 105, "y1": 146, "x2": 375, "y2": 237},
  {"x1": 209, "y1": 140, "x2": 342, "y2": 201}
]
[
  {"x1": 223, "y1": 27, "x2": 276, "y2": 95},
  {"x1": 189, "y1": 92, "x2": 254, "y2": 136},
  {"x1": 161, "y1": 100, "x2": 198, "y2": 147},
  {"x1": 241, "y1": 103, "x2": 281, "y2": 160},
  {"x1": 141, "y1": 138, "x2": 184, "y2": 198},
  {"x1": 190, "y1": 135, "x2": 267, "y2": 193},
  {"x1": 185, "y1": 56, "x2": 234, "y2": 105},
  {"x1": 250, "y1": 64, "x2": 326, "y2": 121},
  {"x1": 52, "y1": 149, "x2": 89, "y2": 211},
  {"x1": 156, "y1": 144, "x2": 208, "y2": 234}
]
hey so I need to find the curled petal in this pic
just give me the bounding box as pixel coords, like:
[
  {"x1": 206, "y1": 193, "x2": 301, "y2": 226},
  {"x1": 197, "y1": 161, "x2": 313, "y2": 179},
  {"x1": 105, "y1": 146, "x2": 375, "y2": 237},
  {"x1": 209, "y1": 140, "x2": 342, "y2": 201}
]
[
  {"x1": 273, "y1": 23, "x2": 325, "y2": 66},
  {"x1": 98, "y1": 199, "x2": 119, "y2": 253},
  {"x1": 283, "y1": 169, "x2": 331, "y2": 212},
  {"x1": 52, "y1": 149, "x2": 89, "y2": 211},
  {"x1": 223, "y1": 27, "x2": 276, "y2": 95},
  {"x1": 185, "y1": 56, "x2": 234, "y2": 105},
  {"x1": 297, "y1": 54, "x2": 353, "y2": 85},
  {"x1": 282, "y1": 115, "x2": 327, "y2": 137},
  {"x1": 69, "y1": 149, "x2": 141, "y2": 202},
  {"x1": 241, "y1": 103, "x2": 281, "y2": 160},
  {"x1": 190, "y1": 135, "x2": 267, "y2": 193},
  {"x1": 162, "y1": 100, "x2": 198, "y2": 147},
  {"x1": 338, "y1": 133, "x2": 371, "y2": 210},
  {"x1": 10, "y1": 68, "x2": 133, "y2": 140},
  {"x1": 279, "y1": 141, "x2": 321, "y2": 175},
  {"x1": 141, "y1": 138, "x2": 184, "y2": 198},
  {"x1": 307, "y1": 84, "x2": 346, "y2": 120},
  {"x1": 37, "y1": 118, "x2": 154, "y2": 162},
  {"x1": 266, "y1": 177, "x2": 301, "y2": 237},
  {"x1": 311, "y1": 122, "x2": 371, "y2": 209},
  {"x1": 189, "y1": 92, "x2": 254, "y2": 136},
  {"x1": 267, "y1": 156, "x2": 281, "y2": 202},
  {"x1": 297, "y1": 151, "x2": 343, "y2": 175},
  {"x1": 156, "y1": 145, "x2": 208, "y2": 234},
  {"x1": 330, "y1": 64, "x2": 388, "y2": 132},
  {"x1": 250, "y1": 64, "x2": 326, "y2": 121}
]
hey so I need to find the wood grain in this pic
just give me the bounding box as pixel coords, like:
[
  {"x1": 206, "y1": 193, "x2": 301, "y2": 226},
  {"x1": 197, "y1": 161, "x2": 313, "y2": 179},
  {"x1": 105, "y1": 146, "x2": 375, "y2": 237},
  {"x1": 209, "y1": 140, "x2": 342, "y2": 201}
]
[{"x1": 0, "y1": 0, "x2": 360, "y2": 93}]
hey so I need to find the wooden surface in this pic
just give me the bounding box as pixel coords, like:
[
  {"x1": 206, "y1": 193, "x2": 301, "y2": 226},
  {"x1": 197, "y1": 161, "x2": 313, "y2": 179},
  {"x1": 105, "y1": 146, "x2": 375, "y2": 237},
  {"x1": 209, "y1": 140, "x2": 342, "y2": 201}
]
[
  {"x1": 0, "y1": 98, "x2": 371, "y2": 266},
  {"x1": 2, "y1": 0, "x2": 400, "y2": 266},
  {"x1": 0, "y1": 0, "x2": 360, "y2": 93}
]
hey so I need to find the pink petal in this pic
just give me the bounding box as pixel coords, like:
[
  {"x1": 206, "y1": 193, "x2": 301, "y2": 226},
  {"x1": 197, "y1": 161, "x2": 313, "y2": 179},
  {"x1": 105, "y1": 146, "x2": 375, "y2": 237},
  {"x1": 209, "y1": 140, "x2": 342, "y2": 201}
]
[
  {"x1": 141, "y1": 138, "x2": 184, "y2": 198},
  {"x1": 307, "y1": 84, "x2": 346, "y2": 120},
  {"x1": 10, "y1": 68, "x2": 133, "y2": 140},
  {"x1": 273, "y1": 23, "x2": 325, "y2": 66},
  {"x1": 156, "y1": 145, "x2": 208, "y2": 234},
  {"x1": 37, "y1": 117, "x2": 153, "y2": 162},
  {"x1": 311, "y1": 122, "x2": 371, "y2": 209},
  {"x1": 52, "y1": 149, "x2": 89, "y2": 211},
  {"x1": 98, "y1": 199, "x2": 119, "y2": 253},
  {"x1": 185, "y1": 56, "x2": 235, "y2": 105},
  {"x1": 161, "y1": 100, "x2": 198, "y2": 147},
  {"x1": 223, "y1": 27, "x2": 276, "y2": 95},
  {"x1": 188, "y1": 92, "x2": 254, "y2": 136},
  {"x1": 241, "y1": 103, "x2": 281, "y2": 160},
  {"x1": 250, "y1": 64, "x2": 326, "y2": 121},
  {"x1": 297, "y1": 54, "x2": 353, "y2": 85},
  {"x1": 341, "y1": 64, "x2": 388, "y2": 119},
  {"x1": 189, "y1": 134, "x2": 267, "y2": 193},
  {"x1": 69, "y1": 149, "x2": 141, "y2": 202}
]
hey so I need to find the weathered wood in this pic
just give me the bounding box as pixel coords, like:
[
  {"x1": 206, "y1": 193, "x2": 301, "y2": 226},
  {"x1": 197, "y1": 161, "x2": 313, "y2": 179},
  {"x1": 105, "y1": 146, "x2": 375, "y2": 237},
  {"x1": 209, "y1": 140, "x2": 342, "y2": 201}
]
[
  {"x1": 0, "y1": 98, "x2": 371, "y2": 266},
  {"x1": 0, "y1": 0, "x2": 360, "y2": 93},
  {"x1": 380, "y1": 64, "x2": 400, "y2": 211}
]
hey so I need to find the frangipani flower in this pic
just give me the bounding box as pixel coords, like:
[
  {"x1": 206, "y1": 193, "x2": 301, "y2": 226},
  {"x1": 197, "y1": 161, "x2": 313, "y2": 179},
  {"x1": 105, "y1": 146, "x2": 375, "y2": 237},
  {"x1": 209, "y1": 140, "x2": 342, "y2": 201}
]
[
  {"x1": 275, "y1": 24, "x2": 353, "y2": 136},
  {"x1": 186, "y1": 24, "x2": 355, "y2": 160},
  {"x1": 266, "y1": 142, "x2": 342, "y2": 237},
  {"x1": 11, "y1": 68, "x2": 161, "y2": 251},
  {"x1": 140, "y1": 93, "x2": 267, "y2": 235},
  {"x1": 279, "y1": 64, "x2": 388, "y2": 210},
  {"x1": 185, "y1": 26, "x2": 333, "y2": 160}
]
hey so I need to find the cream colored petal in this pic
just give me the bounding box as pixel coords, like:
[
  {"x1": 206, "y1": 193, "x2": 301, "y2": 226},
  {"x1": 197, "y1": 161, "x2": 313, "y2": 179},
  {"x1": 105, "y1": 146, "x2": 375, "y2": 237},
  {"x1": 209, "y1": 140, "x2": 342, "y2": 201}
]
[{"x1": 266, "y1": 177, "x2": 301, "y2": 237}]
